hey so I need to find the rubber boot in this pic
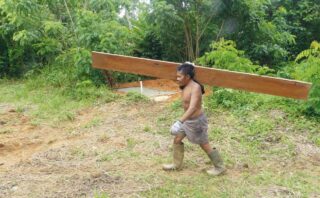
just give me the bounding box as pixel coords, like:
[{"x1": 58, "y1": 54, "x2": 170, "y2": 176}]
[
  {"x1": 163, "y1": 143, "x2": 184, "y2": 171},
  {"x1": 206, "y1": 148, "x2": 226, "y2": 176}
]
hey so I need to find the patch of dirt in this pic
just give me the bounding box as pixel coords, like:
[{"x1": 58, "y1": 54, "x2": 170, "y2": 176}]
[
  {"x1": 295, "y1": 139, "x2": 320, "y2": 166},
  {"x1": 0, "y1": 103, "x2": 15, "y2": 114},
  {"x1": 115, "y1": 79, "x2": 181, "y2": 102},
  {"x1": 116, "y1": 79, "x2": 179, "y2": 91},
  {"x1": 269, "y1": 109, "x2": 287, "y2": 120},
  {"x1": 115, "y1": 78, "x2": 212, "y2": 102}
]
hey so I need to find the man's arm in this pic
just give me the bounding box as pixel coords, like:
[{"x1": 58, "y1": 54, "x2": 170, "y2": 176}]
[{"x1": 180, "y1": 85, "x2": 201, "y2": 123}]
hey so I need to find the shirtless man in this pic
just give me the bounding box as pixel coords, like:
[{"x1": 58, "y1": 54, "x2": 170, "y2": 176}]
[{"x1": 162, "y1": 62, "x2": 226, "y2": 176}]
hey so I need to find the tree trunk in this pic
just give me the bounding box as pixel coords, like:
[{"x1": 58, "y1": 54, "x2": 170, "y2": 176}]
[
  {"x1": 183, "y1": 23, "x2": 191, "y2": 61},
  {"x1": 102, "y1": 71, "x2": 114, "y2": 88},
  {"x1": 195, "y1": 15, "x2": 200, "y2": 59}
]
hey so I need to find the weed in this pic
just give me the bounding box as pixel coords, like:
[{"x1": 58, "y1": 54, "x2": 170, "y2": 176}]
[
  {"x1": 93, "y1": 192, "x2": 109, "y2": 198},
  {"x1": 125, "y1": 91, "x2": 149, "y2": 103},
  {"x1": 70, "y1": 147, "x2": 86, "y2": 159},
  {"x1": 143, "y1": 125, "x2": 151, "y2": 132},
  {"x1": 84, "y1": 117, "x2": 103, "y2": 128},
  {"x1": 126, "y1": 138, "x2": 138, "y2": 149}
]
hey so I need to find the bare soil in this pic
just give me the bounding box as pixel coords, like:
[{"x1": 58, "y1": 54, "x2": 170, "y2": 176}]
[{"x1": 0, "y1": 100, "x2": 172, "y2": 197}]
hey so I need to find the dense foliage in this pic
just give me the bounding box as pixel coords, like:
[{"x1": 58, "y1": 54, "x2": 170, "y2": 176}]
[{"x1": 0, "y1": 0, "x2": 319, "y2": 116}]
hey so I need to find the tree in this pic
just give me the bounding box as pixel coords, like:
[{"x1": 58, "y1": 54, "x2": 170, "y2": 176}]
[
  {"x1": 279, "y1": 0, "x2": 320, "y2": 56},
  {"x1": 197, "y1": 38, "x2": 273, "y2": 75},
  {"x1": 0, "y1": 0, "x2": 60, "y2": 76},
  {"x1": 224, "y1": 0, "x2": 295, "y2": 67},
  {"x1": 147, "y1": 0, "x2": 222, "y2": 61},
  {"x1": 0, "y1": 0, "x2": 136, "y2": 84}
]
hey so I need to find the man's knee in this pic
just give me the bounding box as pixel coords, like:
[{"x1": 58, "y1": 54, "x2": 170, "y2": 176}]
[{"x1": 173, "y1": 135, "x2": 185, "y2": 144}]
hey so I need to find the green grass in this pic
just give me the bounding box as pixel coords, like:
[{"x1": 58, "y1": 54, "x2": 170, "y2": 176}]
[
  {"x1": 125, "y1": 91, "x2": 150, "y2": 103},
  {"x1": 49, "y1": 89, "x2": 320, "y2": 195},
  {"x1": 136, "y1": 91, "x2": 320, "y2": 198},
  {"x1": 140, "y1": 167, "x2": 319, "y2": 198},
  {"x1": 84, "y1": 117, "x2": 103, "y2": 128},
  {"x1": 93, "y1": 191, "x2": 110, "y2": 198},
  {"x1": 126, "y1": 137, "x2": 140, "y2": 149},
  {"x1": 0, "y1": 79, "x2": 117, "y2": 124},
  {"x1": 143, "y1": 125, "x2": 152, "y2": 132}
]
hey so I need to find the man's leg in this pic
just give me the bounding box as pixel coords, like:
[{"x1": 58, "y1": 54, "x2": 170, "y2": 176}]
[
  {"x1": 163, "y1": 134, "x2": 186, "y2": 171},
  {"x1": 200, "y1": 143, "x2": 213, "y2": 154},
  {"x1": 174, "y1": 134, "x2": 186, "y2": 144},
  {"x1": 200, "y1": 143, "x2": 226, "y2": 176}
]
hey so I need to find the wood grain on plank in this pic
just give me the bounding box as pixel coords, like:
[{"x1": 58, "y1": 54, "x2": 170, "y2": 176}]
[{"x1": 92, "y1": 51, "x2": 311, "y2": 100}]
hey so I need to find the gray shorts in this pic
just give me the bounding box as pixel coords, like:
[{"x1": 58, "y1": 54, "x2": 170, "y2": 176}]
[{"x1": 176, "y1": 113, "x2": 209, "y2": 145}]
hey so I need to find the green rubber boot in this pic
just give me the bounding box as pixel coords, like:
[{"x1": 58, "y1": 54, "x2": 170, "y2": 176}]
[
  {"x1": 206, "y1": 148, "x2": 226, "y2": 176},
  {"x1": 163, "y1": 143, "x2": 184, "y2": 171}
]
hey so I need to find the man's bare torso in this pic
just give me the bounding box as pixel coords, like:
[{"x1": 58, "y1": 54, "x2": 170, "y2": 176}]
[{"x1": 181, "y1": 80, "x2": 203, "y2": 119}]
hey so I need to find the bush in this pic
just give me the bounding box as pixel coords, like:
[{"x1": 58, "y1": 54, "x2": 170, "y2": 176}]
[
  {"x1": 292, "y1": 56, "x2": 320, "y2": 116},
  {"x1": 198, "y1": 39, "x2": 277, "y2": 114},
  {"x1": 197, "y1": 39, "x2": 274, "y2": 75},
  {"x1": 205, "y1": 88, "x2": 264, "y2": 114}
]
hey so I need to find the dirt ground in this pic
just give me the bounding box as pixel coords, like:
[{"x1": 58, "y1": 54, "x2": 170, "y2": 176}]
[
  {"x1": 0, "y1": 100, "x2": 172, "y2": 197},
  {"x1": 115, "y1": 79, "x2": 180, "y2": 91},
  {"x1": 0, "y1": 79, "x2": 319, "y2": 197},
  {"x1": 0, "y1": 79, "x2": 183, "y2": 197}
]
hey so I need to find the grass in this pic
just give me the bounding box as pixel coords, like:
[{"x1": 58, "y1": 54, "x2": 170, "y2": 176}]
[
  {"x1": 97, "y1": 150, "x2": 140, "y2": 162},
  {"x1": 93, "y1": 192, "x2": 110, "y2": 198},
  {"x1": 136, "y1": 91, "x2": 319, "y2": 197},
  {"x1": 70, "y1": 147, "x2": 86, "y2": 159},
  {"x1": 0, "y1": 79, "x2": 117, "y2": 125},
  {"x1": 125, "y1": 91, "x2": 150, "y2": 103},
  {"x1": 1, "y1": 78, "x2": 319, "y2": 197},
  {"x1": 140, "y1": 165, "x2": 319, "y2": 198},
  {"x1": 84, "y1": 117, "x2": 103, "y2": 128},
  {"x1": 126, "y1": 137, "x2": 139, "y2": 149}
]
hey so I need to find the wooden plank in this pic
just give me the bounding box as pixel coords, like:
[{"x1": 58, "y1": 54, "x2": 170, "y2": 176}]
[{"x1": 92, "y1": 51, "x2": 312, "y2": 100}]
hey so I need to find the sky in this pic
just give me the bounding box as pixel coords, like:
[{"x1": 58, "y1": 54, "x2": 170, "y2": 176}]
[{"x1": 119, "y1": 0, "x2": 150, "y2": 18}]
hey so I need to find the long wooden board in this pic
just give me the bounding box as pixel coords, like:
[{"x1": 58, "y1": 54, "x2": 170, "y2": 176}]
[{"x1": 92, "y1": 51, "x2": 312, "y2": 100}]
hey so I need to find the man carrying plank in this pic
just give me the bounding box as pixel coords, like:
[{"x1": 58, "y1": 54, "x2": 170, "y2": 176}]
[
  {"x1": 162, "y1": 62, "x2": 226, "y2": 176},
  {"x1": 91, "y1": 52, "x2": 311, "y2": 176},
  {"x1": 92, "y1": 52, "x2": 311, "y2": 100}
]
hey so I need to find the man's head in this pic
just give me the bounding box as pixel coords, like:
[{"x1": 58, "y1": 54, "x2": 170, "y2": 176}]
[
  {"x1": 176, "y1": 62, "x2": 195, "y2": 88},
  {"x1": 176, "y1": 62, "x2": 205, "y2": 94}
]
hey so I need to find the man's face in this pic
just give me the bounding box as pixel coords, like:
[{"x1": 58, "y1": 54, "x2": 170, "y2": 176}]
[{"x1": 176, "y1": 71, "x2": 190, "y2": 87}]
